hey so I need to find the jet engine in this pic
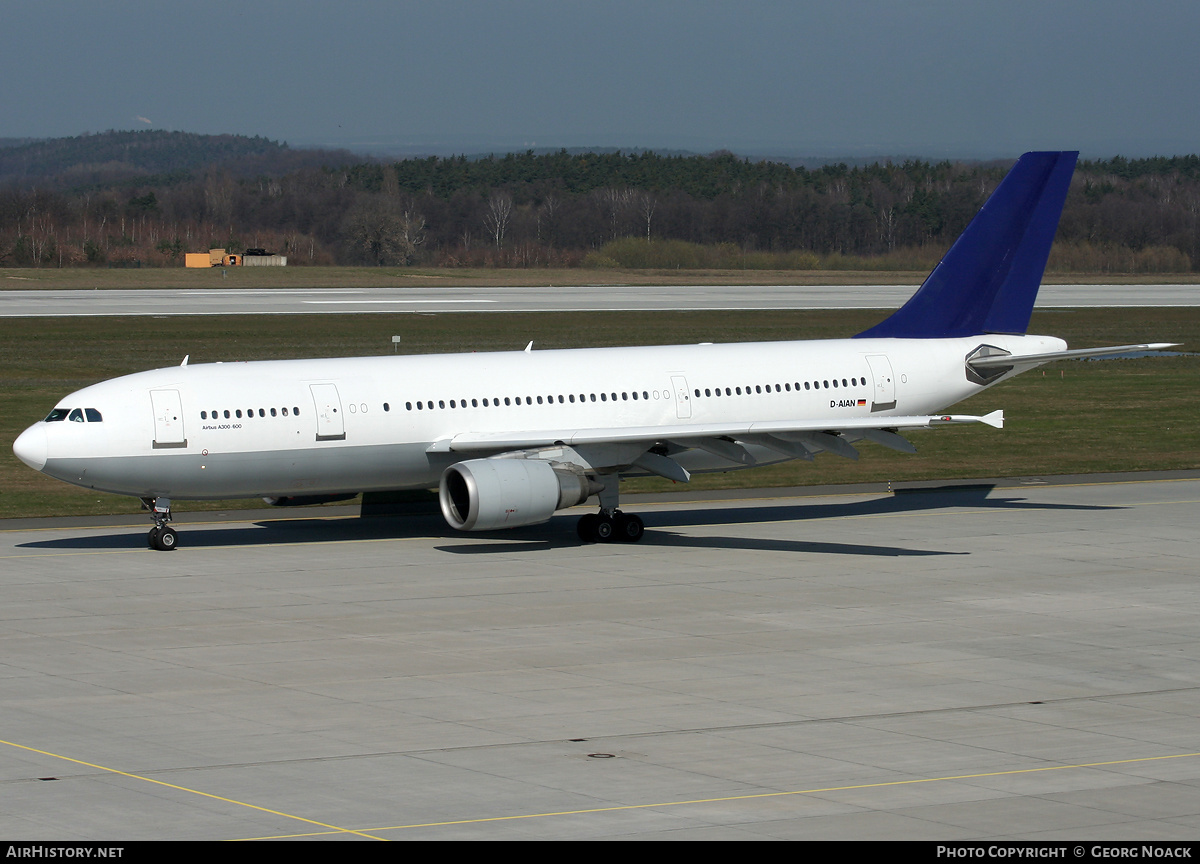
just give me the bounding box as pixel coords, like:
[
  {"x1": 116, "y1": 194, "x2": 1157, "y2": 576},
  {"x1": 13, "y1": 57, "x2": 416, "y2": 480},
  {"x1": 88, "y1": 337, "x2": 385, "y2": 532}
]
[{"x1": 439, "y1": 458, "x2": 600, "y2": 531}]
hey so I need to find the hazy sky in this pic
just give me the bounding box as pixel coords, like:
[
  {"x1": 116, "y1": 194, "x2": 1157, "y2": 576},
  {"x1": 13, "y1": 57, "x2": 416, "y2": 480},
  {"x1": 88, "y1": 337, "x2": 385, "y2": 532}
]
[{"x1": 4, "y1": 0, "x2": 1197, "y2": 159}]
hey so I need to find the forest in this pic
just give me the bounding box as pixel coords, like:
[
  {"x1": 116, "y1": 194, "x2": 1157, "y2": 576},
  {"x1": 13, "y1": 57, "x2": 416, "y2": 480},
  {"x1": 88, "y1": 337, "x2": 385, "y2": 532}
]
[{"x1": 1, "y1": 131, "x2": 1197, "y2": 273}]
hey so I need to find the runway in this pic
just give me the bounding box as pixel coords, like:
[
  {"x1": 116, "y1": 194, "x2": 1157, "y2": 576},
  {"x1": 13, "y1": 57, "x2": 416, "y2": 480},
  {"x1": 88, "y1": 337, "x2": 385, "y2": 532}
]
[
  {"x1": 2, "y1": 475, "x2": 1199, "y2": 840},
  {"x1": 1, "y1": 282, "x2": 1198, "y2": 316}
]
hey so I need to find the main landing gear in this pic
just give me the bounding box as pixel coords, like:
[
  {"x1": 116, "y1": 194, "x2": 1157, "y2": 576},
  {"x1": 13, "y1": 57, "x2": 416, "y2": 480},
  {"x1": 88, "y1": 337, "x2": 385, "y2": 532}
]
[
  {"x1": 142, "y1": 496, "x2": 178, "y2": 551},
  {"x1": 577, "y1": 474, "x2": 645, "y2": 544},
  {"x1": 577, "y1": 509, "x2": 645, "y2": 544}
]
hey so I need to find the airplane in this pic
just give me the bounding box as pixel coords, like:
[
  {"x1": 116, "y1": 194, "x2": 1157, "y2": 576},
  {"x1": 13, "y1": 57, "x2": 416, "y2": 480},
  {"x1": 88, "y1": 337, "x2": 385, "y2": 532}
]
[{"x1": 12, "y1": 151, "x2": 1175, "y2": 551}]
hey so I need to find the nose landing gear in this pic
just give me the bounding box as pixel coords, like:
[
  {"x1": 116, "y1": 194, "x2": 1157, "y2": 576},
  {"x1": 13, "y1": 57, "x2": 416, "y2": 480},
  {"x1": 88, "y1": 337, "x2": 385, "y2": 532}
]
[{"x1": 142, "y1": 497, "x2": 179, "y2": 551}]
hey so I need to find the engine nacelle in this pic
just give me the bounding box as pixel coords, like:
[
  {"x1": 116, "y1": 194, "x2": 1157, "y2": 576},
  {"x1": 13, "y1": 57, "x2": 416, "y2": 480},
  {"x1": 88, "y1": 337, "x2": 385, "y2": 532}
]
[{"x1": 439, "y1": 458, "x2": 599, "y2": 531}]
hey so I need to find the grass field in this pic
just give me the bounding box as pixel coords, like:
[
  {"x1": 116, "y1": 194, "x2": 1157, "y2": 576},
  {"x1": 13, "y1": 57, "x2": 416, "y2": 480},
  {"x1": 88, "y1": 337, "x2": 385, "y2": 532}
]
[{"x1": 2, "y1": 306, "x2": 1197, "y2": 520}]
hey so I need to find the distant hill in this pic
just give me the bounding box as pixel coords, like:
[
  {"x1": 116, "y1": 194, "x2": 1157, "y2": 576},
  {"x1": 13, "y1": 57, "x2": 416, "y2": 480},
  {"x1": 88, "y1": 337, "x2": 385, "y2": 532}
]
[{"x1": 0, "y1": 130, "x2": 362, "y2": 188}]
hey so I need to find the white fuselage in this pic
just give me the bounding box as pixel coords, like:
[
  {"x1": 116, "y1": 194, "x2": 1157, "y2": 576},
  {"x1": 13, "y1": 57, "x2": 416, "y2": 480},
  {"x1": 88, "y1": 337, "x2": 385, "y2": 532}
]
[{"x1": 13, "y1": 333, "x2": 1066, "y2": 501}]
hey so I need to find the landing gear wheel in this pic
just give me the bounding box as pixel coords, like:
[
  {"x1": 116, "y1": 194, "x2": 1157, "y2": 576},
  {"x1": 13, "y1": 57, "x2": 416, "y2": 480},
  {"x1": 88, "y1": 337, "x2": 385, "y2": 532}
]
[
  {"x1": 144, "y1": 497, "x2": 177, "y2": 551},
  {"x1": 577, "y1": 513, "x2": 599, "y2": 543},
  {"x1": 153, "y1": 526, "x2": 178, "y2": 551},
  {"x1": 578, "y1": 510, "x2": 640, "y2": 544},
  {"x1": 615, "y1": 512, "x2": 644, "y2": 543}
]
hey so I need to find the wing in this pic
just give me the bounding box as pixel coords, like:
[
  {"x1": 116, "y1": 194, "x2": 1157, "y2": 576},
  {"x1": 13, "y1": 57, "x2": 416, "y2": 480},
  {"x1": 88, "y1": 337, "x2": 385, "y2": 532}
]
[{"x1": 426, "y1": 411, "x2": 1004, "y2": 481}]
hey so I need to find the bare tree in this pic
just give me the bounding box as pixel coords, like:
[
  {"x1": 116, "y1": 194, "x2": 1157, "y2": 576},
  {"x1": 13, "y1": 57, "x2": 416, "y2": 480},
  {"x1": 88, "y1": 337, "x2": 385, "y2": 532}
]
[
  {"x1": 597, "y1": 187, "x2": 635, "y2": 241},
  {"x1": 638, "y1": 191, "x2": 656, "y2": 242},
  {"x1": 342, "y1": 199, "x2": 404, "y2": 265},
  {"x1": 483, "y1": 192, "x2": 513, "y2": 248},
  {"x1": 397, "y1": 209, "x2": 426, "y2": 265}
]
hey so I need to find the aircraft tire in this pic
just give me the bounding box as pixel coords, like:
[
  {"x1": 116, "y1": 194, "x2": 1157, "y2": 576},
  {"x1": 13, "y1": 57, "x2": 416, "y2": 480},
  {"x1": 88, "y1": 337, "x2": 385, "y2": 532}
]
[
  {"x1": 594, "y1": 515, "x2": 615, "y2": 542},
  {"x1": 616, "y1": 513, "x2": 644, "y2": 543},
  {"x1": 577, "y1": 513, "x2": 599, "y2": 543},
  {"x1": 148, "y1": 527, "x2": 160, "y2": 549},
  {"x1": 154, "y1": 527, "x2": 178, "y2": 551}
]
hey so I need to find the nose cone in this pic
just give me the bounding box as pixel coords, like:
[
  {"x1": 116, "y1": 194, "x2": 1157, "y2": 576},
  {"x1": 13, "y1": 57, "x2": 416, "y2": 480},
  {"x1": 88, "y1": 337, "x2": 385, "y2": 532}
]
[{"x1": 13, "y1": 424, "x2": 47, "y2": 472}]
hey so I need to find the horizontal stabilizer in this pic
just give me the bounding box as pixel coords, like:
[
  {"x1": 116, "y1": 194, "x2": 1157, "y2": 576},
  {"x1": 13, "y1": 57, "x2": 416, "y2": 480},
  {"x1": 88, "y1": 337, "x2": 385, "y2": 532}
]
[{"x1": 969, "y1": 343, "x2": 1180, "y2": 369}]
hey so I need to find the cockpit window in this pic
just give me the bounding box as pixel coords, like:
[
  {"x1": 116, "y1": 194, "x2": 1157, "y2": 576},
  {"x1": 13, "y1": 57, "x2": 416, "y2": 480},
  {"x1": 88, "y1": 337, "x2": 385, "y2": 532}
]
[
  {"x1": 68, "y1": 409, "x2": 85, "y2": 423},
  {"x1": 44, "y1": 408, "x2": 70, "y2": 422},
  {"x1": 85, "y1": 408, "x2": 103, "y2": 422}
]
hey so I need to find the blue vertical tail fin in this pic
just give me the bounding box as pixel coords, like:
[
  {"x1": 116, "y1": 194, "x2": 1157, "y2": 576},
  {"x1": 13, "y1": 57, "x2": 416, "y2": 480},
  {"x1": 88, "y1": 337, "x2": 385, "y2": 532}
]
[{"x1": 855, "y1": 151, "x2": 1078, "y2": 339}]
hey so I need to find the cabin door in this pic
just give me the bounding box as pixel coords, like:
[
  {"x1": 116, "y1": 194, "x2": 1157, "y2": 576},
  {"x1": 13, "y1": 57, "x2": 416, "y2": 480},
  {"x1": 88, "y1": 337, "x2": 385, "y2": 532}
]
[
  {"x1": 309, "y1": 383, "x2": 346, "y2": 441},
  {"x1": 150, "y1": 389, "x2": 187, "y2": 448},
  {"x1": 865, "y1": 355, "x2": 897, "y2": 412},
  {"x1": 671, "y1": 375, "x2": 692, "y2": 419}
]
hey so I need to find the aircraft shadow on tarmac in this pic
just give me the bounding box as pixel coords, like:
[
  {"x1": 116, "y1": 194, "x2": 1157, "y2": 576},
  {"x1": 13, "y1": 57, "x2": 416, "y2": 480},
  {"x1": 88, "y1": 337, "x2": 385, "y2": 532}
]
[
  {"x1": 18, "y1": 483, "x2": 1120, "y2": 557},
  {"x1": 438, "y1": 484, "x2": 1120, "y2": 557}
]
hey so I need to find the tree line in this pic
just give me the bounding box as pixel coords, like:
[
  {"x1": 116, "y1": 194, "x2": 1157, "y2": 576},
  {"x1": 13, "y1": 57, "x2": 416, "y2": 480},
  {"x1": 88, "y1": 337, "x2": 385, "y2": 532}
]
[{"x1": 1, "y1": 133, "x2": 1197, "y2": 272}]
